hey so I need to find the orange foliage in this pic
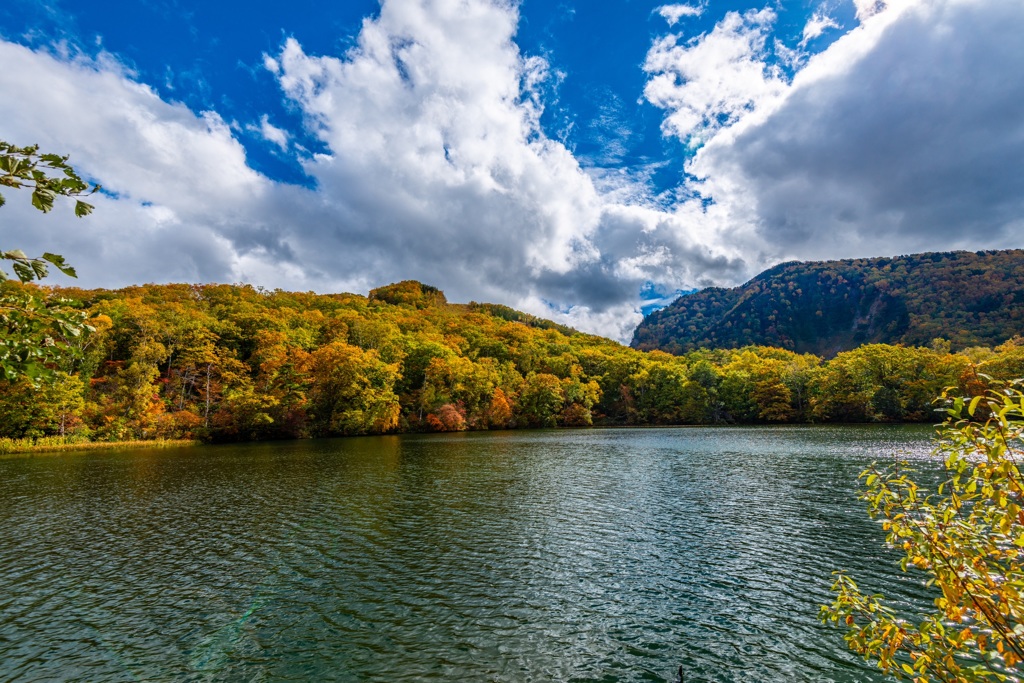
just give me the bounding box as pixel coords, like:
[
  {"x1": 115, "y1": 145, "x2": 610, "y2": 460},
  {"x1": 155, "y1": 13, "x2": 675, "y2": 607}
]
[
  {"x1": 488, "y1": 388, "x2": 513, "y2": 428},
  {"x1": 426, "y1": 404, "x2": 467, "y2": 432}
]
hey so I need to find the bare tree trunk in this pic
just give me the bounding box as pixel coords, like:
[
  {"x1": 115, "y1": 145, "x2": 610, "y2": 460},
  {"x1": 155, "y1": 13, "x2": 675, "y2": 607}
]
[
  {"x1": 179, "y1": 370, "x2": 189, "y2": 411},
  {"x1": 205, "y1": 363, "x2": 212, "y2": 428}
]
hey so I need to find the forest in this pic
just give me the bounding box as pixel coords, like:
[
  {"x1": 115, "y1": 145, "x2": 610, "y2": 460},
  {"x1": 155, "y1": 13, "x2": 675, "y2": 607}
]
[
  {"x1": 633, "y1": 249, "x2": 1024, "y2": 356},
  {"x1": 3, "y1": 278, "x2": 1024, "y2": 444}
]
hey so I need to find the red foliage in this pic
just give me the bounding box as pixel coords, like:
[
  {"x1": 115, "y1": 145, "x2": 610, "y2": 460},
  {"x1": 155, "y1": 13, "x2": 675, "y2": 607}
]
[
  {"x1": 559, "y1": 403, "x2": 592, "y2": 427},
  {"x1": 425, "y1": 403, "x2": 467, "y2": 432}
]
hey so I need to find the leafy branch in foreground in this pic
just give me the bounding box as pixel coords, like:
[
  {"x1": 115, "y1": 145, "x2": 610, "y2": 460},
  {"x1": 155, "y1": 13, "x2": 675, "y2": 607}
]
[
  {"x1": 0, "y1": 140, "x2": 98, "y2": 283},
  {"x1": 0, "y1": 289, "x2": 92, "y2": 382},
  {"x1": 822, "y1": 384, "x2": 1024, "y2": 682},
  {"x1": 0, "y1": 141, "x2": 97, "y2": 383}
]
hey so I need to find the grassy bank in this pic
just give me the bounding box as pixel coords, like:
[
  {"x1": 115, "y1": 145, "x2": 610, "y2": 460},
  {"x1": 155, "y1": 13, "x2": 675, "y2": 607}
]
[{"x1": 0, "y1": 436, "x2": 201, "y2": 456}]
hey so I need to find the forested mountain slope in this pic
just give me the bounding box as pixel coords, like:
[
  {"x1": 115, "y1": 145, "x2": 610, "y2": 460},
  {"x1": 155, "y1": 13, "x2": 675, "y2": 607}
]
[
  {"x1": 632, "y1": 250, "x2": 1024, "y2": 356},
  {"x1": 4, "y1": 277, "x2": 1024, "y2": 445}
]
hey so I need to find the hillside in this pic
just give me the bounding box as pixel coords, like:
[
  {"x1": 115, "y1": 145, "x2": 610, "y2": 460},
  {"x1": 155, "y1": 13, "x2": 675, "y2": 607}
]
[
  {"x1": 632, "y1": 250, "x2": 1024, "y2": 356},
  {"x1": 4, "y1": 277, "x2": 1024, "y2": 446}
]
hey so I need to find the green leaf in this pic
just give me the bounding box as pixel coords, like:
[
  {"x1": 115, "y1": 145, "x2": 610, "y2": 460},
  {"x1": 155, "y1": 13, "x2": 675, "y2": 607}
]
[
  {"x1": 11, "y1": 261, "x2": 33, "y2": 283},
  {"x1": 30, "y1": 260, "x2": 48, "y2": 280},
  {"x1": 73, "y1": 200, "x2": 93, "y2": 217},
  {"x1": 968, "y1": 395, "x2": 983, "y2": 416},
  {"x1": 40, "y1": 253, "x2": 77, "y2": 277},
  {"x1": 31, "y1": 188, "x2": 55, "y2": 213}
]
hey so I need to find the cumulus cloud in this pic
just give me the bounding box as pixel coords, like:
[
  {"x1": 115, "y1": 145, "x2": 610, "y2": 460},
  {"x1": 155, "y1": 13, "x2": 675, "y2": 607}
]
[
  {"x1": 272, "y1": 0, "x2": 601, "y2": 279},
  {"x1": 800, "y1": 10, "x2": 840, "y2": 46},
  {"x1": 854, "y1": 0, "x2": 889, "y2": 21},
  {"x1": 0, "y1": 0, "x2": 741, "y2": 342},
  {"x1": 253, "y1": 115, "x2": 289, "y2": 150},
  {"x1": 264, "y1": 0, "x2": 748, "y2": 339},
  {"x1": 656, "y1": 4, "x2": 704, "y2": 26},
  {"x1": 648, "y1": 0, "x2": 1024, "y2": 267},
  {"x1": 3, "y1": 0, "x2": 1020, "y2": 342},
  {"x1": 644, "y1": 8, "x2": 787, "y2": 146}
]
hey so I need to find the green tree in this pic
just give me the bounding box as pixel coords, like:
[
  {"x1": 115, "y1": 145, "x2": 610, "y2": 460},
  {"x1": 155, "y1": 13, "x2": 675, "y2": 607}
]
[
  {"x1": 560, "y1": 373, "x2": 601, "y2": 426},
  {"x1": 517, "y1": 372, "x2": 565, "y2": 427},
  {"x1": 302, "y1": 341, "x2": 400, "y2": 436},
  {"x1": 0, "y1": 371, "x2": 84, "y2": 438},
  {"x1": 630, "y1": 360, "x2": 690, "y2": 424},
  {"x1": 822, "y1": 385, "x2": 1024, "y2": 680},
  {"x1": 0, "y1": 285, "x2": 92, "y2": 382},
  {"x1": 48, "y1": 371, "x2": 86, "y2": 437},
  {"x1": 678, "y1": 360, "x2": 721, "y2": 424}
]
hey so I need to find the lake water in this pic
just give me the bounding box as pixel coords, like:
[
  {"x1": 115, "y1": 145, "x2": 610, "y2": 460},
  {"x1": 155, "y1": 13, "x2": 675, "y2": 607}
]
[{"x1": 0, "y1": 425, "x2": 941, "y2": 682}]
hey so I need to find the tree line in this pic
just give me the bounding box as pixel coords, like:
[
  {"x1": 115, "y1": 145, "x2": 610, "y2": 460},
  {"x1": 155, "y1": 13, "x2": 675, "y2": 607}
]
[{"x1": 2, "y1": 278, "x2": 1023, "y2": 443}]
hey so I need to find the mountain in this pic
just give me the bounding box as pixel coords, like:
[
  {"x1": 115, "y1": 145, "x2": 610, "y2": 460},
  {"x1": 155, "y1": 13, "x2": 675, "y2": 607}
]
[{"x1": 631, "y1": 250, "x2": 1024, "y2": 356}]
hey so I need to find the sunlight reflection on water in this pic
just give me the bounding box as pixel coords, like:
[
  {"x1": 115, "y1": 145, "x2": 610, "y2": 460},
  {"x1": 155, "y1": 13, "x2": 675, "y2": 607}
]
[{"x1": 0, "y1": 425, "x2": 939, "y2": 682}]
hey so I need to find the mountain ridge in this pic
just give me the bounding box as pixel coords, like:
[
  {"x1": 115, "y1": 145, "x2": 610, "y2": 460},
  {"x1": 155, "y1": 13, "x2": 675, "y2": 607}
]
[{"x1": 631, "y1": 249, "x2": 1024, "y2": 356}]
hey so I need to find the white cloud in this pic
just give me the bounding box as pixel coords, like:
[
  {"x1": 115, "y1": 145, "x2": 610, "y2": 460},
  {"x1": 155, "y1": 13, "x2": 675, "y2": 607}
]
[
  {"x1": 270, "y1": 0, "x2": 602, "y2": 277},
  {"x1": 643, "y1": 8, "x2": 787, "y2": 146},
  {"x1": 854, "y1": 0, "x2": 888, "y2": 21},
  {"x1": 0, "y1": 44, "x2": 264, "y2": 209},
  {"x1": 262, "y1": 53, "x2": 280, "y2": 74},
  {"x1": 5, "y1": 0, "x2": 1017, "y2": 345},
  {"x1": 651, "y1": 0, "x2": 1024, "y2": 267},
  {"x1": 263, "y1": 0, "x2": 746, "y2": 328},
  {"x1": 0, "y1": 0, "x2": 741, "y2": 342},
  {"x1": 0, "y1": 41, "x2": 269, "y2": 283},
  {"x1": 800, "y1": 11, "x2": 840, "y2": 46},
  {"x1": 656, "y1": 4, "x2": 704, "y2": 26},
  {"x1": 254, "y1": 114, "x2": 289, "y2": 150}
]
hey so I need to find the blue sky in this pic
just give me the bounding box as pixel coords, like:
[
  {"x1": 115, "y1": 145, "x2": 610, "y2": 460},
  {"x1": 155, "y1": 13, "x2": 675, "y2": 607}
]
[
  {"x1": 1, "y1": 0, "x2": 846, "y2": 189},
  {"x1": 1, "y1": 0, "x2": 1021, "y2": 340}
]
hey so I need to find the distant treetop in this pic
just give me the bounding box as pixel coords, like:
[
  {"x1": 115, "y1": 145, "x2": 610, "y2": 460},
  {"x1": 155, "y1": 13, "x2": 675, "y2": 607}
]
[{"x1": 369, "y1": 280, "x2": 447, "y2": 309}]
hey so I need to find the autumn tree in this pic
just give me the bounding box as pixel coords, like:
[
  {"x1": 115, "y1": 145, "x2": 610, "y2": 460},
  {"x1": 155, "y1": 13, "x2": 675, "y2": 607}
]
[
  {"x1": 487, "y1": 387, "x2": 513, "y2": 428},
  {"x1": 426, "y1": 403, "x2": 467, "y2": 432},
  {"x1": 0, "y1": 371, "x2": 84, "y2": 438},
  {"x1": 112, "y1": 340, "x2": 166, "y2": 439},
  {"x1": 823, "y1": 385, "x2": 1024, "y2": 680},
  {"x1": 517, "y1": 372, "x2": 565, "y2": 427},
  {"x1": 302, "y1": 341, "x2": 401, "y2": 436},
  {"x1": 4, "y1": 276, "x2": 1018, "y2": 445}
]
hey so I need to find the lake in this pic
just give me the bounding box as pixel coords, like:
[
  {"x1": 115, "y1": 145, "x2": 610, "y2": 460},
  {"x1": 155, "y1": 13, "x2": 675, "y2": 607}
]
[{"x1": 0, "y1": 425, "x2": 940, "y2": 682}]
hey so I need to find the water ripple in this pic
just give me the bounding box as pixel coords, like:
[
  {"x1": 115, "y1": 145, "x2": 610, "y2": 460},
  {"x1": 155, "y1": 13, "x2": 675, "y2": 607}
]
[{"x1": 0, "y1": 425, "x2": 938, "y2": 681}]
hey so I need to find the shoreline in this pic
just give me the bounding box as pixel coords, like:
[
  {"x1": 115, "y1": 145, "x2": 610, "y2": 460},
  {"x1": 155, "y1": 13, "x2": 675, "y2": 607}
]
[
  {"x1": 1, "y1": 421, "x2": 942, "y2": 457},
  {"x1": 0, "y1": 438, "x2": 201, "y2": 458}
]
